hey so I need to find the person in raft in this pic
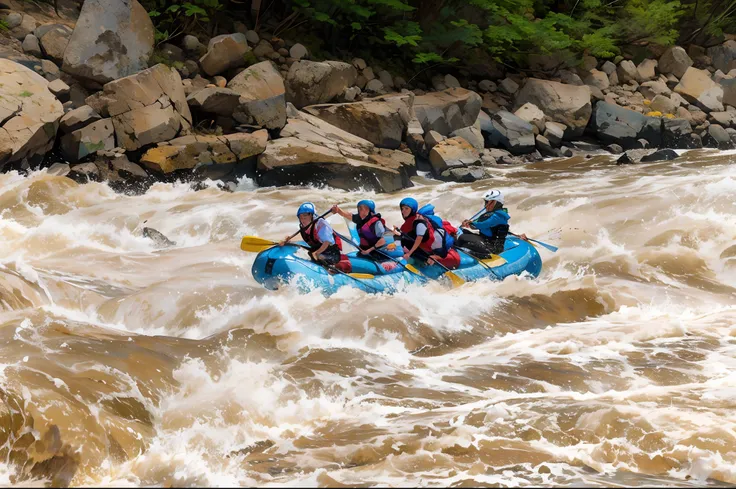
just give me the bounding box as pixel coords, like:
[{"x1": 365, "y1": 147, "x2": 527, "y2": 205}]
[
  {"x1": 331, "y1": 200, "x2": 389, "y2": 260},
  {"x1": 456, "y1": 189, "x2": 526, "y2": 257},
  {"x1": 393, "y1": 197, "x2": 461, "y2": 269},
  {"x1": 280, "y1": 202, "x2": 350, "y2": 272}
]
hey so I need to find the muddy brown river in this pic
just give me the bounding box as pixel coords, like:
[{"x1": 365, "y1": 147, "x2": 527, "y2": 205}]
[{"x1": 0, "y1": 148, "x2": 734, "y2": 486}]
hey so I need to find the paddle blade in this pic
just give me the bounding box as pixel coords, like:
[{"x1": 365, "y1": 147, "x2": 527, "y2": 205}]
[
  {"x1": 241, "y1": 236, "x2": 278, "y2": 253},
  {"x1": 404, "y1": 263, "x2": 423, "y2": 275},
  {"x1": 348, "y1": 273, "x2": 375, "y2": 279},
  {"x1": 444, "y1": 271, "x2": 466, "y2": 288},
  {"x1": 530, "y1": 239, "x2": 558, "y2": 252}
]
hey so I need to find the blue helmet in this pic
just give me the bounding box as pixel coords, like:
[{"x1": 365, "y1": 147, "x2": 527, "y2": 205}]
[
  {"x1": 297, "y1": 202, "x2": 316, "y2": 217},
  {"x1": 399, "y1": 197, "x2": 418, "y2": 214},
  {"x1": 357, "y1": 199, "x2": 375, "y2": 213}
]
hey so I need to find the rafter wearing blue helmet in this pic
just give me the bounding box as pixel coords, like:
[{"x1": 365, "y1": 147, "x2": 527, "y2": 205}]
[
  {"x1": 281, "y1": 202, "x2": 346, "y2": 269},
  {"x1": 331, "y1": 199, "x2": 390, "y2": 261}
]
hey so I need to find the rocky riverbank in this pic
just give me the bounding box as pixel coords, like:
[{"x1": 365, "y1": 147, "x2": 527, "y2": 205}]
[{"x1": 1, "y1": 0, "x2": 735, "y2": 194}]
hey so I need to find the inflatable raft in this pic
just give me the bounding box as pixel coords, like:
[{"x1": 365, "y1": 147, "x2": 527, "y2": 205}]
[{"x1": 251, "y1": 234, "x2": 543, "y2": 295}]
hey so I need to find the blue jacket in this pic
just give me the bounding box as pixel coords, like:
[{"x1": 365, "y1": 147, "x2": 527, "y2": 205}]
[{"x1": 473, "y1": 209, "x2": 510, "y2": 239}]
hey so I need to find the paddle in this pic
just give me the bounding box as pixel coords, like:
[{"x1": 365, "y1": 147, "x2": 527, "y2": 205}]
[
  {"x1": 333, "y1": 230, "x2": 428, "y2": 280},
  {"x1": 240, "y1": 207, "x2": 333, "y2": 253},
  {"x1": 392, "y1": 228, "x2": 465, "y2": 287}
]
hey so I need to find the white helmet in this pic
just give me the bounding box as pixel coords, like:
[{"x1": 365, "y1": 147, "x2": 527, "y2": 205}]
[{"x1": 483, "y1": 189, "x2": 504, "y2": 204}]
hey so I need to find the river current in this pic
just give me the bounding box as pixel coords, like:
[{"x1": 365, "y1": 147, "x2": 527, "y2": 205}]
[{"x1": 0, "y1": 149, "x2": 734, "y2": 486}]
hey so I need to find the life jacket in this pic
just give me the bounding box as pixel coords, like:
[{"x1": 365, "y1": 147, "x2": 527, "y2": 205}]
[
  {"x1": 299, "y1": 218, "x2": 343, "y2": 252},
  {"x1": 400, "y1": 214, "x2": 435, "y2": 253},
  {"x1": 355, "y1": 213, "x2": 386, "y2": 249},
  {"x1": 418, "y1": 205, "x2": 457, "y2": 253},
  {"x1": 476, "y1": 208, "x2": 509, "y2": 251}
]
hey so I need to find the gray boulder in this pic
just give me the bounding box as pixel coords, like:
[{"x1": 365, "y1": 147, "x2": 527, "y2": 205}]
[
  {"x1": 590, "y1": 102, "x2": 662, "y2": 149},
  {"x1": 199, "y1": 33, "x2": 250, "y2": 77},
  {"x1": 286, "y1": 60, "x2": 357, "y2": 108},
  {"x1": 483, "y1": 110, "x2": 535, "y2": 155}
]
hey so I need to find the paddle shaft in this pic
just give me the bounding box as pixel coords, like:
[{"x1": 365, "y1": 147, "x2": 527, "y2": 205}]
[
  {"x1": 333, "y1": 230, "x2": 425, "y2": 279},
  {"x1": 466, "y1": 207, "x2": 558, "y2": 253},
  {"x1": 285, "y1": 208, "x2": 334, "y2": 244},
  {"x1": 393, "y1": 228, "x2": 458, "y2": 275}
]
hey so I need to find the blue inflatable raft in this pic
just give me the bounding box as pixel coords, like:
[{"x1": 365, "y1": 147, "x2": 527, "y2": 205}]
[{"x1": 251, "y1": 234, "x2": 543, "y2": 295}]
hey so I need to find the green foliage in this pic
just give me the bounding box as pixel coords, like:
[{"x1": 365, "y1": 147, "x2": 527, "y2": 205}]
[
  {"x1": 143, "y1": 0, "x2": 224, "y2": 42},
  {"x1": 0, "y1": 20, "x2": 8, "y2": 32}
]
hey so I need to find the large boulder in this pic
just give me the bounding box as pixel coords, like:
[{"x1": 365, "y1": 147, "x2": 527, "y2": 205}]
[
  {"x1": 199, "y1": 33, "x2": 250, "y2": 77},
  {"x1": 450, "y1": 124, "x2": 484, "y2": 151},
  {"x1": 583, "y1": 69, "x2": 610, "y2": 91},
  {"x1": 62, "y1": 0, "x2": 155, "y2": 86},
  {"x1": 483, "y1": 110, "x2": 535, "y2": 155},
  {"x1": 704, "y1": 124, "x2": 734, "y2": 149},
  {"x1": 285, "y1": 61, "x2": 357, "y2": 109},
  {"x1": 88, "y1": 64, "x2": 192, "y2": 151},
  {"x1": 227, "y1": 61, "x2": 286, "y2": 130},
  {"x1": 707, "y1": 40, "x2": 736, "y2": 74},
  {"x1": 0, "y1": 59, "x2": 64, "y2": 169},
  {"x1": 303, "y1": 94, "x2": 412, "y2": 149},
  {"x1": 60, "y1": 118, "x2": 116, "y2": 162},
  {"x1": 659, "y1": 47, "x2": 693, "y2": 78},
  {"x1": 256, "y1": 105, "x2": 415, "y2": 192},
  {"x1": 662, "y1": 118, "x2": 697, "y2": 149},
  {"x1": 428, "y1": 137, "x2": 481, "y2": 174},
  {"x1": 35, "y1": 24, "x2": 73, "y2": 64},
  {"x1": 674, "y1": 67, "x2": 724, "y2": 112},
  {"x1": 590, "y1": 102, "x2": 662, "y2": 149},
  {"x1": 140, "y1": 130, "x2": 268, "y2": 173},
  {"x1": 514, "y1": 102, "x2": 546, "y2": 132},
  {"x1": 413, "y1": 88, "x2": 482, "y2": 136},
  {"x1": 59, "y1": 105, "x2": 102, "y2": 133},
  {"x1": 186, "y1": 87, "x2": 241, "y2": 117},
  {"x1": 617, "y1": 60, "x2": 640, "y2": 84},
  {"x1": 722, "y1": 78, "x2": 736, "y2": 107},
  {"x1": 515, "y1": 78, "x2": 592, "y2": 138}
]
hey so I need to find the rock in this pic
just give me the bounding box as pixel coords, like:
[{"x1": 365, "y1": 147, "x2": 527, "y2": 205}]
[
  {"x1": 289, "y1": 43, "x2": 308, "y2": 60},
  {"x1": 352, "y1": 58, "x2": 367, "y2": 70},
  {"x1": 707, "y1": 40, "x2": 736, "y2": 73},
  {"x1": 690, "y1": 108, "x2": 708, "y2": 124},
  {"x1": 606, "y1": 143, "x2": 623, "y2": 154},
  {"x1": 62, "y1": 0, "x2": 154, "y2": 86},
  {"x1": 199, "y1": 33, "x2": 249, "y2": 77},
  {"x1": 439, "y1": 167, "x2": 488, "y2": 182},
  {"x1": 182, "y1": 35, "x2": 204, "y2": 53},
  {"x1": 588, "y1": 85, "x2": 605, "y2": 102},
  {"x1": 6, "y1": 12, "x2": 37, "y2": 40},
  {"x1": 286, "y1": 60, "x2": 357, "y2": 109},
  {"x1": 343, "y1": 86, "x2": 360, "y2": 102},
  {"x1": 252, "y1": 40, "x2": 275, "y2": 58},
  {"x1": 583, "y1": 69, "x2": 610, "y2": 91},
  {"x1": 535, "y1": 134, "x2": 560, "y2": 157},
  {"x1": 37, "y1": 24, "x2": 73, "y2": 64},
  {"x1": 90, "y1": 64, "x2": 192, "y2": 151},
  {"x1": 67, "y1": 162, "x2": 100, "y2": 182},
  {"x1": 559, "y1": 70, "x2": 584, "y2": 86},
  {"x1": 514, "y1": 78, "x2": 591, "y2": 138},
  {"x1": 665, "y1": 74, "x2": 680, "y2": 88},
  {"x1": 674, "y1": 67, "x2": 724, "y2": 112},
  {"x1": 47, "y1": 162, "x2": 71, "y2": 176},
  {"x1": 363, "y1": 67, "x2": 376, "y2": 81},
  {"x1": 639, "y1": 80, "x2": 671, "y2": 100},
  {"x1": 649, "y1": 94, "x2": 677, "y2": 114},
  {"x1": 394, "y1": 76, "x2": 407, "y2": 89},
  {"x1": 640, "y1": 149, "x2": 678, "y2": 162},
  {"x1": 228, "y1": 61, "x2": 286, "y2": 129},
  {"x1": 704, "y1": 123, "x2": 734, "y2": 149},
  {"x1": 377, "y1": 70, "x2": 394, "y2": 89},
  {"x1": 617, "y1": 60, "x2": 639, "y2": 84},
  {"x1": 499, "y1": 77, "x2": 519, "y2": 95},
  {"x1": 581, "y1": 55, "x2": 598, "y2": 72},
  {"x1": 544, "y1": 121, "x2": 566, "y2": 147},
  {"x1": 425, "y1": 130, "x2": 445, "y2": 150},
  {"x1": 659, "y1": 46, "x2": 693, "y2": 78},
  {"x1": 22, "y1": 34, "x2": 41, "y2": 57},
  {"x1": 0, "y1": 59, "x2": 65, "y2": 168},
  {"x1": 484, "y1": 110, "x2": 535, "y2": 155},
  {"x1": 478, "y1": 80, "x2": 497, "y2": 92},
  {"x1": 243, "y1": 30, "x2": 258, "y2": 45},
  {"x1": 60, "y1": 118, "x2": 115, "y2": 162},
  {"x1": 428, "y1": 136, "x2": 481, "y2": 174},
  {"x1": 450, "y1": 125, "x2": 484, "y2": 151},
  {"x1": 514, "y1": 102, "x2": 546, "y2": 132},
  {"x1": 303, "y1": 94, "x2": 412, "y2": 149},
  {"x1": 591, "y1": 102, "x2": 662, "y2": 149},
  {"x1": 413, "y1": 88, "x2": 482, "y2": 136},
  {"x1": 95, "y1": 151, "x2": 151, "y2": 195},
  {"x1": 637, "y1": 59, "x2": 658, "y2": 81},
  {"x1": 722, "y1": 78, "x2": 736, "y2": 107},
  {"x1": 431, "y1": 74, "x2": 448, "y2": 91},
  {"x1": 365, "y1": 79, "x2": 384, "y2": 93},
  {"x1": 142, "y1": 227, "x2": 176, "y2": 248},
  {"x1": 159, "y1": 43, "x2": 185, "y2": 63},
  {"x1": 39, "y1": 60, "x2": 60, "y2": 81},
  {"x1": 710, "y1": 111, "x2": 736, "y2": 128},
  {"x1": 608, "y1": 70, "x2": 620, "y2": 87},
  {"x1": 1, "y1": 12, "x2": 22, "y2": 30},
  {"x1": 59, "y1": 105, "x2": 102, "y2": 133},
  {"x1": 187, "y1": 87, "x2": 241, "y2": 117},
  {"x1": 601, "y1": 61, "x2": 617, "y2": 75},
  {"x1": 443, "y1": 74, "x2": 460, "y2": 89},
  {"x1": 45, "y1": 79, "x2": 70, "y2": 101},
  {"x1": 406, "y1": 132, "x2": 426, "y2": 158},
  {"x1": 669, "y1": 92, "x2": 687, "y2": 107},
  {"x1": 140, "y1": 130, "x2": 268, "y2": 173}
]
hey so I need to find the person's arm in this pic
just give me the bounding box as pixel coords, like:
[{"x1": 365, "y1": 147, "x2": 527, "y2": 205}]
[
  {"x1": 361, "y1": 222, "x2": 387, "y2": 254},
  {"x1": 405, "y1": 236, "x2": 423, "y2": 259},
  {"x1": 471, "y1": 213, "x2": 504, "y2": 233},
  {"x1": 331, "y1": 205, "x2": 352, "y2": 220},
  {"x1": 311, "y1": 241, "x2": 330, "y2": 260}
]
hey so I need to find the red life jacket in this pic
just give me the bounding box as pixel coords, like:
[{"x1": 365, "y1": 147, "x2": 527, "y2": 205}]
[
  {"x1": 400, "y1": 214, "x2": 435, "y2": 253},
  {"x1": 357, "y1": 214, "x2": 386, "y2": 249},
  {"x1": 299, "y1": 219, "x2": 343, "y2": 252}
]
